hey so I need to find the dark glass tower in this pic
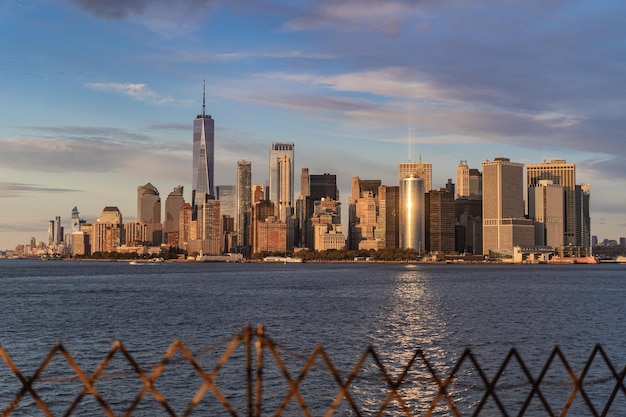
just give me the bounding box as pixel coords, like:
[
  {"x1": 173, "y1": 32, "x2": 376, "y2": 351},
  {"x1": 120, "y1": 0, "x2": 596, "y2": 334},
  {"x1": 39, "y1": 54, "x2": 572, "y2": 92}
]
[{"x1": 192, "y1": 81, "x2": 215, "y2": 215}]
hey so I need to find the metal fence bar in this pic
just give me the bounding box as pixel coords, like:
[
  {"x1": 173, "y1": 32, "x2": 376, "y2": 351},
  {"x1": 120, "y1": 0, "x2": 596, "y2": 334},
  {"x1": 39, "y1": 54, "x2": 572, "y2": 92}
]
[{"x1": 3, "y1": 327, "x2": 626, "y2": 416}]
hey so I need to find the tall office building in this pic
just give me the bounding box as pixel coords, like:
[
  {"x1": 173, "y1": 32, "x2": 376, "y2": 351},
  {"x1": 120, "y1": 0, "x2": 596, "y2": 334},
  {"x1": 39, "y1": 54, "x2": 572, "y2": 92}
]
[
  {"x1": 301, "y1": 172, "x2": 338, "y2": 249},
  {"x1": 310, "y1": 173, "x2": 338, "y2": 201},
  {"x1": 48, "y1": 220, "x2": 55, "y2": 245},
  {"x1": 576, "y1": 184, "x2": 591, "y2": 252},
  {"x1": 398, "y1": 155, "x2": 432, "y2": 192},
  {"x1": 269, "y1": 143, "x2": 295, "y2": 221},
  {"x1": 457, "y1": 161, "x2": 469, "y2": 198},
  {"x1": 137, "y1": 183, "x2": 162, "y2": 245},
  {"x1": 526, "y1": 159, "x2": 576, "y2": 246},
  {"x1": 178, "y1": 203, "x2": 193, "y2": 251},
  {"x1": 237, "y1": 160, "x2": 252, "y2": 251},
  {"x1": 92, "y1": 207, "x2": 123, "y2": 253},
  {"x1": 192, "y1": 82, "x2": 215, "y2": 214},
  {"x1": 300, "y1": 167, "x2": 310, "y2": 197},
  {"x1": 528, "y1": 180, "x2": 564, "y2": 248},
  {"x1": 469, "y1": 169, "x2": 482, "y2": 199},
  {"x1": 216, "y1": 185, "x2": 237, "y2": 219},
  {"x1": 189, "y1": 199, "x2": 221, "y2": 255},
  {"x1": 377, "y1": 185, "x2": 400, "y2": 250},
  {"x1": 425, "y1": 188, "x2": 455, "y2": 253},
  {"x1": 71, "y1": 207, "x2": 82, "y2": 232},
  {"x1": 163, "y1": 185, "x2": 185, "y2": 246},
  {"x1": 482, "y1": 157, "x2": 534, "y2": 255},
  {"x1": 348, "y1": 177, "x2": 382, "y2": 250},
  {"x1": 399, "y1": 174, "x2": 425, "y2": 251}
]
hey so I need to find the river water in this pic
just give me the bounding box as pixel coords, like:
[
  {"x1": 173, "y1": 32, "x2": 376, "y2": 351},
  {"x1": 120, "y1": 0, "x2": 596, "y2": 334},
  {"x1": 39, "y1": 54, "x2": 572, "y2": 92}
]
[{"x1": 1, "y1": 260, "x2": 626, "y2": 416}]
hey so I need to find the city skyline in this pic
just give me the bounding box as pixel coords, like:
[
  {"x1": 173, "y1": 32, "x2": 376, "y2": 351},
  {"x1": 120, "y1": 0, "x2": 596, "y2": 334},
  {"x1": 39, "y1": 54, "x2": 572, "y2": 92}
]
[{"x1": 2, "y1": 1, "x2": 626, "y2": 249}]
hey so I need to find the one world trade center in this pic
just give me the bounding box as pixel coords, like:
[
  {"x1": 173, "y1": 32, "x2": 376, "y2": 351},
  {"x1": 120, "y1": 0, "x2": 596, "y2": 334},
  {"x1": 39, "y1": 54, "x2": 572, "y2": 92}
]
[{"x1": 192, "y1": 82, "x2": 215, "y2": 217}]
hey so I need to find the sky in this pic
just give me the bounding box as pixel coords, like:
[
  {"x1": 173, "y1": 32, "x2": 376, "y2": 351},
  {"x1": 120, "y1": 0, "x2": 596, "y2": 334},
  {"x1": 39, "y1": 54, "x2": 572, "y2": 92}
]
[{"x1": 1, "y1": 0, "x2": 626, "y2": 250}]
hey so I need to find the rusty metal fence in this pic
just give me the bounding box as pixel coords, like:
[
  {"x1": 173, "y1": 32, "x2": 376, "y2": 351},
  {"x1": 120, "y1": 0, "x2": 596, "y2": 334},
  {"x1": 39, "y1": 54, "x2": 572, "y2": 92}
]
[{"x1": 2, "y1": 325, "x2": 626, "y2": 416}]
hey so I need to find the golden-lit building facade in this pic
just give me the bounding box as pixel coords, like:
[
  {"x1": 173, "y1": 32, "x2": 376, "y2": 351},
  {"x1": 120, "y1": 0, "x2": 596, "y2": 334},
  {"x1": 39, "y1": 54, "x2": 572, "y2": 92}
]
[{"x1": 399, "y1": 174, "x2": 425, "y2": 251}]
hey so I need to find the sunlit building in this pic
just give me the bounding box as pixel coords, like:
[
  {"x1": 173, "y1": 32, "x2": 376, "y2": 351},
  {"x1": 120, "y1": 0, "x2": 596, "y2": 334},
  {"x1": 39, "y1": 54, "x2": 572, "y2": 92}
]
[
  {"x1": 528, "y1": 180, "x2": 564, "y2": 248},
  {"x1": 137, "y1": 183, "x2": 162, "y2": 245},
  {"x1": 526, "y1": 159, "x2": 576, "y2": 246},
  {"x1": 163, "y1": 185, "x2": 184, "y2": 246},
  {"x1": 178, "y1": 203, "x2": 193, "y2": 252},
  {"x1": 190, "y1": 199, "x2": 221, "y2": 255},
  {"x1": 348, "y1": 177, "x2": 382, "y2": 250},
  {"x1": 398, "y1": 155, "x2": 432, "y2": 192},
  {"x1": 92, "y1": 207, "x2": 123, "y2": 253},
  {"x1": 457, "y1": 161, "x2": 470, "y2": 198},
  {"x1": 482, "y1": 157, "x2": 534, "y2": 255},
  {"x1": 269, "y1": 143, "x2": 294, "y2": 221},
  {"x1": 399, "y1": 174, "x2": 425, "y2": 251}
]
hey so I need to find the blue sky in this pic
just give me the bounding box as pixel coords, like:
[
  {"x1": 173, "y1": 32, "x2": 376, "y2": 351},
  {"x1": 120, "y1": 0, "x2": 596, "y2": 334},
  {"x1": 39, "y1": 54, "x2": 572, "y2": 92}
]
[{"x1": 2, "y1": 0, "x2": 626, "y2": 250}]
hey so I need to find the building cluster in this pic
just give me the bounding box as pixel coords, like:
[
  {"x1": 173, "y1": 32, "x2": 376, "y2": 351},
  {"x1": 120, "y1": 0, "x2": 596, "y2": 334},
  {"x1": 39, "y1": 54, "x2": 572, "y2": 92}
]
[{"x1": 10, "y1": 89, "x2": 595, "y2": 260}]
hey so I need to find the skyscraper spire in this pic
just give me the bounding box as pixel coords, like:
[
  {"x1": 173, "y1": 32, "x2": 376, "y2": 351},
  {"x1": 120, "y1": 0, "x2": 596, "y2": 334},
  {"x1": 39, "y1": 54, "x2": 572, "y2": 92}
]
[{"x1": 202, "y1": 79, "x2": 206, "y2": 118}]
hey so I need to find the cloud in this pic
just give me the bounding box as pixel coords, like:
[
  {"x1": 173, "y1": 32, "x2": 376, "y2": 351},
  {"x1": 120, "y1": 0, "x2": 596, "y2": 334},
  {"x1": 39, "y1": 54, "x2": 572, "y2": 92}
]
[
  {"x1": 0, "y1": 126, "x2": 188, "y2": 178},
  {"x1": 0, "y1": 182, "x2": 81, "y2": 198},
  {"x1": 281, "y1": 0, "x2": 430, "y2": 34},
  {"x1": 86, "y1": 82, "x2": 175, "y2": 105},
  {"x1": 67, "y1": 0, "x2": 221, "y2": 34}
]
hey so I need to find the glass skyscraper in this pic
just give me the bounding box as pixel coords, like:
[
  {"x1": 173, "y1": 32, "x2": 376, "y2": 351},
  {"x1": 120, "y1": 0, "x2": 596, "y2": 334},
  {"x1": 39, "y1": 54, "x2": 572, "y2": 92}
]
[{"x1": 192, "y1": 83, "x2": 215, "y2": 214}]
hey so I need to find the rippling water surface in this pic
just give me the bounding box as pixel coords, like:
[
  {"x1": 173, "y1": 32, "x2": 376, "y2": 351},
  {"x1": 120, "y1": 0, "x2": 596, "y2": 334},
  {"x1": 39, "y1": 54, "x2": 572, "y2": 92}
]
[{"x1": 1, "y1": 260, "x2": 626, "y2": 415}]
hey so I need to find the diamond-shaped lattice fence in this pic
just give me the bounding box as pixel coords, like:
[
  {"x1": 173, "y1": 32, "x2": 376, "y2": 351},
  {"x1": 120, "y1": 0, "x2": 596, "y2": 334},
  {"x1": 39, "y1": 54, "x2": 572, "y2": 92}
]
[{"x1": 2, "y1": 326, "x2": 626, "y2": 416}]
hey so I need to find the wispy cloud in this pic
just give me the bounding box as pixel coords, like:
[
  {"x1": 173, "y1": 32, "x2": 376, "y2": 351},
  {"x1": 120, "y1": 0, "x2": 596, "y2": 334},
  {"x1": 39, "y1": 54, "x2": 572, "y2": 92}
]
[
  {"x1": 281, "y1": 0, "x2": 428, "y2": 33},
  {"x1": 0, "y1": 182, "x2": 81, "y2": 198},
  {"x1": 85, "y1": 82, "x2": 175, "y2": 105}
]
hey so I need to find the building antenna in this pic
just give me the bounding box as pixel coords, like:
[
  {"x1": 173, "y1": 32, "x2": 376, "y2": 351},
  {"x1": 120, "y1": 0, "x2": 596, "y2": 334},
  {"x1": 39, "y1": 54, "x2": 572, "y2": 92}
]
[{"x1": 202, "y1": 79, "x2": 206, "y2": 118}]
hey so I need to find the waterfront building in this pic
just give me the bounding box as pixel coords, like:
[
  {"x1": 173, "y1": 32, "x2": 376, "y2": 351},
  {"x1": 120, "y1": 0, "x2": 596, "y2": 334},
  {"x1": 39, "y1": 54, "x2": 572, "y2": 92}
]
[
  {"x1": 269, "y1": 142, "x2": 294, "y2": 221},
  {"x1": 398, "y1": 155, "x2": 432, "y2": 192},
  {"x1": 92, "y1": 207, "x2": 123, "y2": 253},
  {"x1": 528, "y1": 180, "x2": 564, "y2": 248},
  {"x1": 300, "y1": 173, "x2": 339, "y2": 248},
  {"x1": 256, "y1": 216, "x2": 289, "y2": 253},
  {"x1": 351, "y1": 191, "x2": 378, "y2": 250},
  {"x1": 526, "y1": 159, "x2": 576, "y2": 246},
  {"x1": 192, "y1": 82, "x2": 215, "y2": 215},
  {"x1": 310, "y1": 197, "x2": 343, "y2": 251},
  {"x1": 482, "y1": 157, "x2": 534, "y2": 255},
  {"x1": 376, "y1": 185, "x2": 400, "y2": 250},
  {"x1": 455, "y1": 198, "x2": 482, "y2": 254},
  {"x1": 137, "y1": 183, "x2": 162, "y2": 245},
  {"x1": 237, "y1": 161, "x2": 252, "y2": 253},
  {"x1": 190, "y1": 199, "x2": 221, "y2": 255},
  {"x1": 576, "y1": 184, "x2": 591, "y2": 251},
  {"x1": 399, "y1": 174, "x2": 425, "y2": 251},
  {"x1": 163, "y1": 186, "x2": 184, "y2": 246},
  {"x1": 124, "y1": 221, "x2": 148, "y2": 246},
  {"x1": 425, "y1": 188, "x2": 455, "y2": 253},
  {"x1": 70, "y1": 231, "x2": 89, "y2": 257}
]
